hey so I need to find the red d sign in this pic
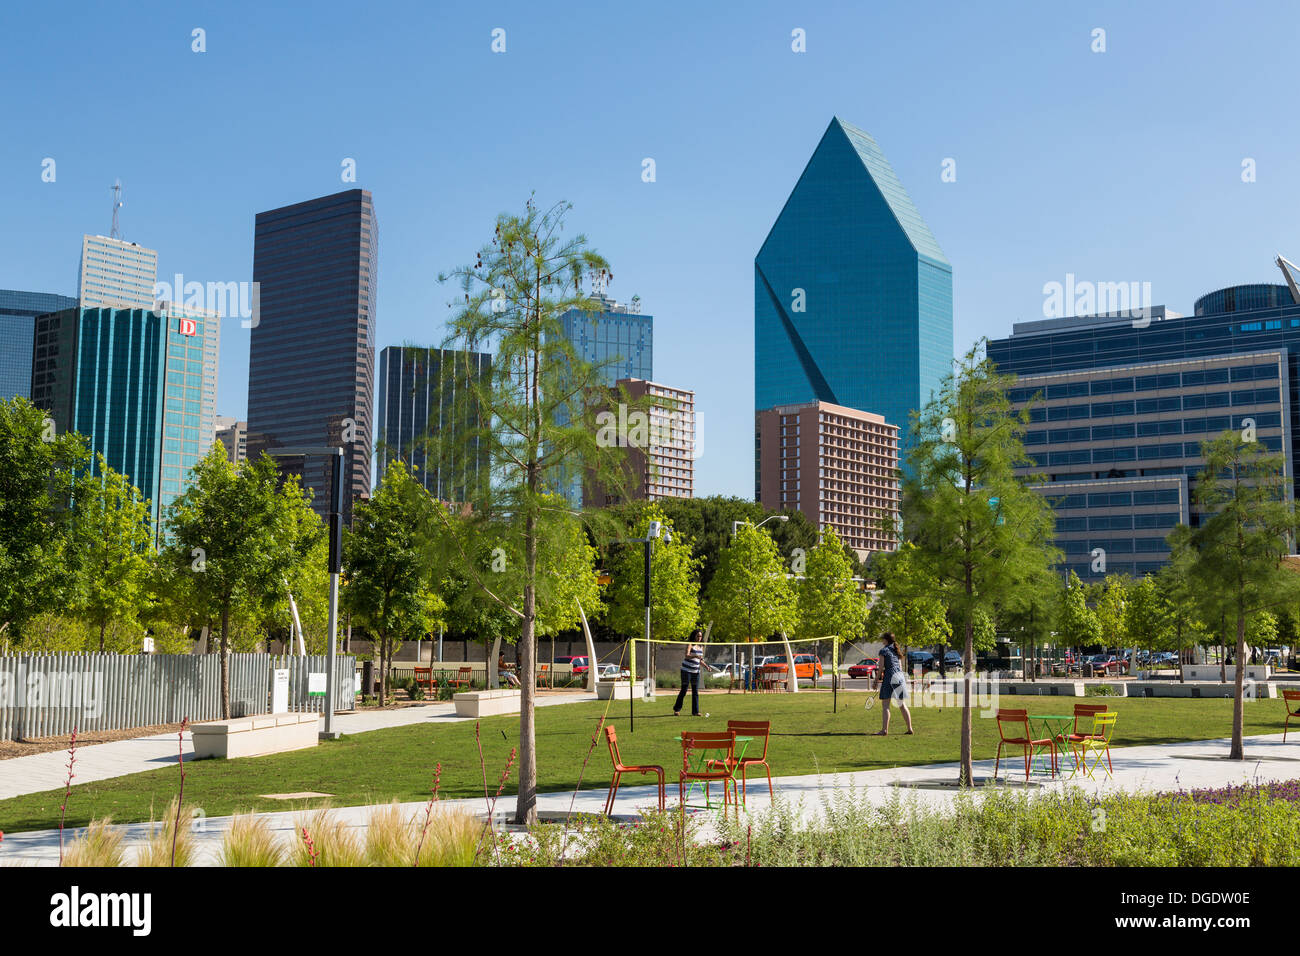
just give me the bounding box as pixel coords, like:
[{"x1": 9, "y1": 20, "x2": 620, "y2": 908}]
[{"x1": 179, "y1": 318, "x2": 197, "y2": 336}]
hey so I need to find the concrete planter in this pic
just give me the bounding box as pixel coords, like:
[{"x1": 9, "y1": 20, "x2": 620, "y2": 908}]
[
  {"x1": 191, "y1": 712, "x2": 321, "y2": 759},
  {"x1": 595, "y1": 680, "x2": 650, "y2": 701},
  {"x1": 453, "y1": 689, "x2": 521, "y2": 717},
  {"x1": 1181, "y1": 665, "x2": 1270, "y2": 682}
]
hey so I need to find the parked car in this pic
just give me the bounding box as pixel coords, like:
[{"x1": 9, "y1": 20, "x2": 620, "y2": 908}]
[
  {"x1": 847, "y1": 658, "x2": 879, "y2": 679},
  {"x1": 596, "y1": 663, "x2": 629, "y2": 680},
  {"x1": 1085, "y1": 653, "x2": 1123, "y2": 674},
  {"x1": 761, "y1": 654, "x2": 824, "y2": 680},
  {"x1": 557, "y1": 655, "x2": 587, "y2": 676},
  {"x1": 907, "y1": 650, "x2": 935, "y2": 670},
  {"x1": 937, "y1": 650, "x2": 963, "y2": 669}
]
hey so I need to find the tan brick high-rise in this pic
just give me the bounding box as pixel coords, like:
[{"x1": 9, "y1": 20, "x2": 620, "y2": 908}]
[{"x1": 756, "y1": 401, "x2": 899, "y2": 559}]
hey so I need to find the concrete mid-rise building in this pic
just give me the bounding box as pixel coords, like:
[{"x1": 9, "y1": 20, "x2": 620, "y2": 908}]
[
  {"x1": 215, "y1": 416, "x2": 247, "y2": 464},
  {"x1": 77, "y1": 235, "x2": 158, "y2": 310},
  {"x1": 586, "y1": 378, "x2": 695, "y2": 506},
  {"x1": 756, "y1": 400, "x2": 900, "y2": 559}
]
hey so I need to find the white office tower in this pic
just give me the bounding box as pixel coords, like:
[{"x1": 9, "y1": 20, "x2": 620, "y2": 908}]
[{"x1": 78, "y1": 234, "x2": 158, "y2": 310}]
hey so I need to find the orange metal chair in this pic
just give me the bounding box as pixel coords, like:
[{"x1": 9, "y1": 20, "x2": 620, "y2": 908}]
[
  {"x1": 537, "y1": 663, "x2": 551, "y2": 688},
  {"x1": 994, "y1": 708, "x2": 1058, "y2": 781},
  {"x1": 708, "y1": 719, "x2": 773, "y2": 802},
  {"x1": 1283, "y1": 690, "x2": 1300, "y2": 742},
  {"x1": 603, "y1": 726, "x2": 664, "y2": 816},
  {"x1": 448, "y1": 666, "x2": 472, "y2": 690},
  {"x1": 679, "y1": 731, "x2": 739, "y2": 819},
  {"x1": 413, "y1": 666, "x2": 434, "y2": 693}
]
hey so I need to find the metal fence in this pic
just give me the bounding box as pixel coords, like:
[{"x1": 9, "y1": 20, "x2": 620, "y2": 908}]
[{"x1": 0, "y1": 653, "x2": 356, "y2": 742}]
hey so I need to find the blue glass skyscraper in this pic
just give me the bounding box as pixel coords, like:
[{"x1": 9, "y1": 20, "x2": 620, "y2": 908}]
[
  {"x1": 554, "y1": 292, "x2": 652, "y2": 506},
  {"x1": 755, "y1": 118, "x2": 953, "y2": 474},
  {"x1": 0, "y1": 290, "x2": 78, "y2": 399}
]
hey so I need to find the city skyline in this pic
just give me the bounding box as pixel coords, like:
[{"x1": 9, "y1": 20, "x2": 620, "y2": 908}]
[{"x1": 4, "y1": 1, "x2": 1299, "y2": 498}]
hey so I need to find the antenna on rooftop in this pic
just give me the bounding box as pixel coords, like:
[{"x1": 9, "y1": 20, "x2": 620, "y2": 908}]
[{"x1": 110, "y1": 180, "x2": 124, "y2": 239}]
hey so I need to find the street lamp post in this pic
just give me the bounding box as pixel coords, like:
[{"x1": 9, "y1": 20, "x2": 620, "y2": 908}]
[
  {"x1": 624, "y1": 521, "x2": 670, "y2": 731},
  {"x1": 267, "y1": 446, "x2": 344, "y2": 740}
]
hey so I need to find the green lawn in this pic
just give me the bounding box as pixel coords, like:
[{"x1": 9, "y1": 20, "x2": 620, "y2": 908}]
[{"x1": 0, "y1": 692, "x2": 1292, "y2": 833}]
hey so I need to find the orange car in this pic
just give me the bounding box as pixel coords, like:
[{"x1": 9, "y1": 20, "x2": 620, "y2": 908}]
[{"x1": 760, "y1": 654, "x2": 824, "y2": 681}]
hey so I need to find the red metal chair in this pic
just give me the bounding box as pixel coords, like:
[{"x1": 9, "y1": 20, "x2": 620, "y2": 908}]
[
  {"x1": 994, "y1": 709, "x2": 1058, "y2": 781},
  {"x1": 1283, "y1": 690, "x2": 1300, "y2": 742},
  {"x1": 679, "y1": 731, "x2": 739, "y2": 819},
  {"x1": 708, "y1": 720, "x2": 773, "y2": 802},
  {"x1": 413, "y1": 666, "x2": 434, "y2": 693},
  {"x1": 603, "y1": 725, "x2": 664, "y2": 816}
]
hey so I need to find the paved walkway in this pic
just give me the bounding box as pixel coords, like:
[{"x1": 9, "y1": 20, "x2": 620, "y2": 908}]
[
  {"x1": 0, "y1": 693, "x2": 596, "y2": 801},
  {"x1": 2, "y1": 732, "x2": 1295, "y2": 865}
]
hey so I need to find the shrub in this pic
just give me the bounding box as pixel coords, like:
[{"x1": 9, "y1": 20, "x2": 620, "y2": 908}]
[
  {"x1": 63, "y1": 818, "x2": 126, "y2": 867},
  {"x1": 217, "y1": 814, "x2": 286, "y2": 867},
  {"x1": 134, "y1": 798, "x2": 196, "y2": 867},
  {"x1": 289, "y1": 808, "x2": 365, "y2": 867}
]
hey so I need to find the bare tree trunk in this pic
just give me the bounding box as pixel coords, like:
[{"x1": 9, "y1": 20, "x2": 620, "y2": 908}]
[
  {"x1": 99, "y1": 621, "x2": 106, "y2": 653},
  {"x1": 220, "y1": 604, "x2": 231, "y2": 719},
  {"x1": 1230, "y1": 611, "x2": 1247, "y2": 759},
  {"x1": 960, "y1": 609, "x2": 975, "y2": 786},
  {"x1": 516, "y1": 517, "x2": 539, "y2": 825}
]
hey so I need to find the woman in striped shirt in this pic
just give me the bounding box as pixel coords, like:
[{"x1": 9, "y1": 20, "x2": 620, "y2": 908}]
[{"x1": 673, "y1": 629, "x2": 706, "y2": 717}]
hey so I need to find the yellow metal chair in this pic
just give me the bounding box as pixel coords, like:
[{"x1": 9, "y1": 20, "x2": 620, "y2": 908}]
[{"x1": 1073, "y1": 712, "x2": 1118, "y2": 779}]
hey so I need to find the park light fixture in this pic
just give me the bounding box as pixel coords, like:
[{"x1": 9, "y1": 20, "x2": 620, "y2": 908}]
[{"x1": 732, "y1": 514, "x2": 789, "y2": 536}]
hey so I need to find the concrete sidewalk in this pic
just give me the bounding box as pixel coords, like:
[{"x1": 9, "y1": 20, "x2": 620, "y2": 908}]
[
  {"x1": 2, "y1": 732, "x2": 1296, "y2": 865},
  {"x1": 0, "y1": 693, "x2": 596, "y2": 801}
]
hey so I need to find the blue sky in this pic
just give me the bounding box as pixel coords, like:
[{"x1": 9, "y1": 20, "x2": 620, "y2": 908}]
[{"x1": 4, "y1": 0, "x2": 1298, "y2": 497}]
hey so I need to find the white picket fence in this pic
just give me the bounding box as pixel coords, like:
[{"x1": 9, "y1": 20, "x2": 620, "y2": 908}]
[{"x1": 0, "y1": 653, "x2": 356, "y2": 741}]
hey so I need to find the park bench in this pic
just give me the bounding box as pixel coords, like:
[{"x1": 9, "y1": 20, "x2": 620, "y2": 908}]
[{"x1": 453, "y1": 688, "x2": 521, "y2": 718}]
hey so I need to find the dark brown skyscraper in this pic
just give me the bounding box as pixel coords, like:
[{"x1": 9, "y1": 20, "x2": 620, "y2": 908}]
[{"x1": 247, "y1": 189, "x2": 376, "y2": 523}]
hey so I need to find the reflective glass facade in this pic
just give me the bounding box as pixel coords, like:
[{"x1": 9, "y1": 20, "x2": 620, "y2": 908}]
[
  {"x1": 554, "y1": 294, "x2": 652, "y2": 506},
  {"x1": 989, "y1": 286, "x2": 1300, "y2": 577},
  {"x1": 1006, "y1": 351, "x2": 1289, "y2": 578},
  {"x1": 31, "y1": 307, "x2": 172, "y2": 532},
  {"x1": 247, "y1": 190, "x2": 376, "y2": 523},
  {"x1": 754, "y1": 117, "x2": 952, "y2": 495},
  {"x1": 0, "y1": 289, "x2": 78, "y2": 398},
  {"x1": 375, "y1": 345, "x2": 491, "y2": 501}
]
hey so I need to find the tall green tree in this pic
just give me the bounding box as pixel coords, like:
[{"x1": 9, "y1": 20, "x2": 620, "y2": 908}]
[
  {"x1": 1057, "y1": 570, "x2": 1102, "y2": 650},
  {"x1": 901, "y1": 342, "x2": 1060, "y2": 784},
  {"x1": 343, "y1": 461, "x2": 446, "y2": 704},
  {"x1": 427, "y1": 198, "x2": 646, "y2": 824},
  {"x1": 1093, "y1": 573, "x2": 1131, "y2": 650},
  {"x1": 162, "y1": 448, "x2": 321, "y2": 717},
  {"x1": 70, "y1": 455, "x2": 154, "y2": 651},
  {"x1": 796, "y1": 526, "x2": 867, "y2": 646},
  {"x1": 867, "y1": 542, "x2": 950, "y2": 660},
  {"x1": 606, "y1": 505, "x2": 700, "y2": 643},
  {"x1": 1170, "y1": 431, "x2": 1300, "y2": 759},
  {"x1": 0, "y1": 397, "x2": 88, "y2": 635},
  {"x1": 1123, "y1": 575, "x2": 1172, "y2": 657},
  {"x1": 998, "y1": 566, "x2": 1059, "y2": 679},
  {"x1": 702, "y1": 521, "x2": 797, "y2": 644}
]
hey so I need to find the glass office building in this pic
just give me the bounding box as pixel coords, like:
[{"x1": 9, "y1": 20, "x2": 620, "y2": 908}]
[
  {"x1": 247, "y1": 189, "x2": 377, "y2": 524},
  {"x1": 31, "y1": 306, "x2": 184, "y2": 534},
  {"x1": 754, "y1": 116, "x2": 952, "y2": 494},
  {"x1": 988, "y1": 283, "x2": 1300, "y2": 577},
  {"x1": 154, "y1": 302, "x2": 221, "y2": 522},
  {"x1": 553, "y1": 292, "x2": 653, "y2": 506},
  {"x1": 375, "y1": 345, "x2": 492, "y2": 501},
  {"x1": 0, "y1": 289, "x2": 78, "y2": 398}
]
